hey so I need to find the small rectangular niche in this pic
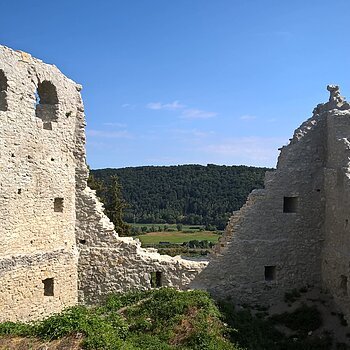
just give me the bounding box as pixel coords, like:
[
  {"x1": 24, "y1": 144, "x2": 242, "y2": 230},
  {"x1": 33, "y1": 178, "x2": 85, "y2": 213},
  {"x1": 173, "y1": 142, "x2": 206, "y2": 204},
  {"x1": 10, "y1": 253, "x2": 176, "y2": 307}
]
[
  {"x1": 340, "y1": 275, "x2": 348, "y2": 296},
  {"x1": 283, "y1": 196, "x2": 298, "y2": 213},
  {"x1": 42, "y1": 278, "x2": 54, "y2": 296},
  {"x1": 150, "y1": 271, "x2": 162, "y2": 288},
  {"x1": 43, "y1": 122, "x2": 52, "y2": 130},
  {"x1": 264, "y1": 266, "x2": 276, "y2": 281},
  {"x1": 54, "y1": 198, "x2": 64, "y2": 212}
]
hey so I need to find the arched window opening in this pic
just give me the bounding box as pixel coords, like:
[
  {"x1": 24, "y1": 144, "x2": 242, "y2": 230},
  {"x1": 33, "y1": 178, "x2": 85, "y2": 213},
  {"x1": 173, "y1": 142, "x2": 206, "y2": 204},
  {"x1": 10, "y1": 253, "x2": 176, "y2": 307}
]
[
  {"x1": 0, "y1": 70, "x2": 8, "y2": 111},
  {"x1": 35, "y1": 80, "x2": 58, "y2": 129}
]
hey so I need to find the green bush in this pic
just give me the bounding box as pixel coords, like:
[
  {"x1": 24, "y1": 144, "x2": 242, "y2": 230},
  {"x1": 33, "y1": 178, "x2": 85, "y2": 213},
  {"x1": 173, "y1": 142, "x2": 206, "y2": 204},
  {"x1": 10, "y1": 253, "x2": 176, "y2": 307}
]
[
  {"x1": 0, "y1": 290, "x2": 331, "y2": 350},
  {"x1": 176, "y1": 224, "x2": 183, "y2": 231},
  {"x1": 0, "y1": 321, "x2": 34, "y2": 337},
  {"x1": 0, "y1": 289, "x2": 242, "y2": 349},
  {"x1": 36, "y1": 305, "x2": 128, "y2": 349}
]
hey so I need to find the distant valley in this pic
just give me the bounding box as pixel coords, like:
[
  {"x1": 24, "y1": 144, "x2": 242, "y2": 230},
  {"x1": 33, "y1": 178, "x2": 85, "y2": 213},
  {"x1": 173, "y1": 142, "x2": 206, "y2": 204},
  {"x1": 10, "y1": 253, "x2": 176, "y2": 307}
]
[{"x1": 91, "y1": 164, "x2": 271, "y2": 230}]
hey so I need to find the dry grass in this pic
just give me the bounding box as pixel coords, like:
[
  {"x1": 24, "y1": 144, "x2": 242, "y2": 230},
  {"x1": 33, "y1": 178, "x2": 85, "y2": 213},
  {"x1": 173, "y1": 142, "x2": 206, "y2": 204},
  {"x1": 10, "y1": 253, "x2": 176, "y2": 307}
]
[
  {"x1": 169, "y1": 306, "x2": 198, "y2": 345},
  {"x1": 0, "y1": 334, "x2": 83, "y2": 350}
]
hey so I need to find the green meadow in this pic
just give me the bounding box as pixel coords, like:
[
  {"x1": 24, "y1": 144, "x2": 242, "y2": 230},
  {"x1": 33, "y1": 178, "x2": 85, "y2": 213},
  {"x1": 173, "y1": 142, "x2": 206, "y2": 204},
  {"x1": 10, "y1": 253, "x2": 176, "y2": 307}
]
[{"x1": 138, "y1": 231, "x2": 220, "y2": 245}]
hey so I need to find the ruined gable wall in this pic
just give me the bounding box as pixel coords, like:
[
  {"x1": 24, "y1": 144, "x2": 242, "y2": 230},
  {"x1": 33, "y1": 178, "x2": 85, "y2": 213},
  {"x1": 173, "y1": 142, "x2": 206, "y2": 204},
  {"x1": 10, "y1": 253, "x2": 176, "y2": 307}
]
[
  {"x1": 322, "y1": 92, "x2": 350, "y2": 319},
  {"x1": 191, "y1": 99, "x2": 327, "y2": 305},
  {"x1": 0, "y1": 46, "x2": 80, "y2": 321}
]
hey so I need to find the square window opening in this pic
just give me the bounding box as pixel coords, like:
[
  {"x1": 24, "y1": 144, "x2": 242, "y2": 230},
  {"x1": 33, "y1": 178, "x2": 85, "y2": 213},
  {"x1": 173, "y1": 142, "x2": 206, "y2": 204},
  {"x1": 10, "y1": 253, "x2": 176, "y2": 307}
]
[
  {"x1": 150, "y1": 271, "x2": 162, "y2": 288},
  {"x1": 283, "y1": 196, "x2": 298, "y2": 213},
  {"x1": 265, "y1": 266, "x2": 276, "y2": 281},
  {"x1": 54, "y1": 198, "x2": 64, "y2": 212},
  {"x1": 43, "y1": 278, "x2": 54, "y2": 296}
]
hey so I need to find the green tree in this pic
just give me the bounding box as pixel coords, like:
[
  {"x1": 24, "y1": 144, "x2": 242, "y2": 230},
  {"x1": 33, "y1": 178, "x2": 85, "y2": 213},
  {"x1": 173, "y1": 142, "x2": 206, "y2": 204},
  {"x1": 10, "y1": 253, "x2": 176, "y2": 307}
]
[
  {"x1": 87, "y1": 166, "x2": 105, "y2": 199},
  {"x1": 176, "y1": 223, "x2": 183, "y2": 231},
  {"x1": 91, "y1": 164, "x2": 270, "y2": 228},
  {"x1": 105, "y1": 175, "x2": 131, "y2": 236}
]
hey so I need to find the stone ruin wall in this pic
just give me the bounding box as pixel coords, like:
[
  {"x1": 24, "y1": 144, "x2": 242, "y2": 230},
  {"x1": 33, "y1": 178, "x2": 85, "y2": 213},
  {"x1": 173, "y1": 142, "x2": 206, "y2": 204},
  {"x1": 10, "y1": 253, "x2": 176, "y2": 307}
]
[
  {"x1": 192, "y1": 86, "x2": 350, "y2": 321},
  {"x1": 0, "y1": 45, "x2": 206, "y2": 322},
  {"x1": 75, "y1": 138, "x2": 207, "y2": 305},
  {"x1": 191, "y1": 106, "x2": 326, "y2": 304},
  {"x1": 75, "y1": 188, "x2": 206, "y2": 305},
  {"x1": 0, "y1": 46, "x2": 79, "y2": 321},
  {"x1": 322, "y1": 98, "x2": 350, "y2": 320},
  {"x1": 2, "y1": 43, "x2": 350, "y2": 323}
]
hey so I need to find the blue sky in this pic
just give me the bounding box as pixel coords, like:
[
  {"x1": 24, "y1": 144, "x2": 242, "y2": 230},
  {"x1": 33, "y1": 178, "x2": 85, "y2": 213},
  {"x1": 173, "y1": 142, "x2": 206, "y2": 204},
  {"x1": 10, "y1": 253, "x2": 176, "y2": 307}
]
[{"x1": 2, "y1": 0, "x2": 350, "y2": 169}]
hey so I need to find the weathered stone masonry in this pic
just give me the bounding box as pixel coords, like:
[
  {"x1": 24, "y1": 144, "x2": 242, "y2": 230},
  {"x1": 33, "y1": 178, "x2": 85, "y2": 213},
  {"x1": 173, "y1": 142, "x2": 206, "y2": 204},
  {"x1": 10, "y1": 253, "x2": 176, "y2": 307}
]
[
  {"x1": 192, "y1": 85, "x2": 350, "y2": 321},
  {"x1": 2, "y1": 44, "x2": 350, "y2": 323},
  {"x1": 0, "y1": 47, "x2": 79, "y2": 321},
  {"x1": 0, "y1": 45, "x2": 206, "y2": 322}
]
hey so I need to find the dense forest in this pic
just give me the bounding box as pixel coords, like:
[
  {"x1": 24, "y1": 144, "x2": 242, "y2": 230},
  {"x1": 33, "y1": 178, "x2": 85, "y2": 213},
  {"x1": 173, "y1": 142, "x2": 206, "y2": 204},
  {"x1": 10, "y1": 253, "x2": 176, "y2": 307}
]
[{"x1": 91, "y1": 164, "x2": 271, "y2": 230}]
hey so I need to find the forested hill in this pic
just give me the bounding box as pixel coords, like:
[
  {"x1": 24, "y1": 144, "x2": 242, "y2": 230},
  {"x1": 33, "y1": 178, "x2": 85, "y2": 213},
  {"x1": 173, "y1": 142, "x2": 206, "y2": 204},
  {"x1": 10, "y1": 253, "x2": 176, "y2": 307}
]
[{"x1": 91, "y1": 164, "x2": 271, "y2": 230}]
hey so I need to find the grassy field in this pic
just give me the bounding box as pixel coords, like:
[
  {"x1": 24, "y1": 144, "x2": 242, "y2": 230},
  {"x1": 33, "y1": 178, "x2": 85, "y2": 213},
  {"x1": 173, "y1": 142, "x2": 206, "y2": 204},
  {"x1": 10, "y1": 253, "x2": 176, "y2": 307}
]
[
  {"x1": 130, "y1": 223, "x2": 205, "y2": 231},
  {"x1": 138, "y1": 231, "x2": 220, "y2": 244}
]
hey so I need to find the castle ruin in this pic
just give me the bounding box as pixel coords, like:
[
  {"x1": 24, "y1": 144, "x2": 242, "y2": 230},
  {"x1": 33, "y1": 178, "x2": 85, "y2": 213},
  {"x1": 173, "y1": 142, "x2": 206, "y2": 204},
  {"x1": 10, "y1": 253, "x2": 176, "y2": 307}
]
[
  {"x1": 0, "y1": 45, "x2": 206, "y2": 322},
  {"x1": 1, "y1": 45, "x2": 350, "y2": 323}
]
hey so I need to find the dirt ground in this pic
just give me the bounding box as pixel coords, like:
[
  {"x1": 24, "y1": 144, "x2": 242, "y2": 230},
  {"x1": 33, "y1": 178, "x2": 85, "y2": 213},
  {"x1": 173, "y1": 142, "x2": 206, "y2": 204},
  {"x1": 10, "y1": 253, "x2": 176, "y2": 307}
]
[{"x1": 0, "y1": 334, "x2": 83, "y2": 350}]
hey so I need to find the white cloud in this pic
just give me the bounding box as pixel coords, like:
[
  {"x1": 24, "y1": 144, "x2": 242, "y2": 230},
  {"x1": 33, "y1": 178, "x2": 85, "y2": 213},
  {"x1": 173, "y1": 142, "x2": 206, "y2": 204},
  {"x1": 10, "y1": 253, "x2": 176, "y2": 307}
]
[
  {"x1": 86, "y1": 129, "x2": 132, "y2": 138},
  {"x1": 102, "y1": 122, "x2": 127, "y2": 128},
  {"x1": 199, "y1": 136, "x2": 288, "y2": 166},
  {"x1": 121, "y1": 103, "x2": 135, "y2": 109},
  {"x1": 240, "y1": 114, "x2": 256, "y2": 121},
  {"x1": 146, "y1": 100, "x2": 217, "y2": 120},
  {"x1": 171, "y1": 128, "x2": 215, "y2": 138},
  {"x1": 181, "y1": 108, "x2": 217, "y2": 119},
  {"x1": 146, "y1": 100, "x2": 185, "y2": 111}
]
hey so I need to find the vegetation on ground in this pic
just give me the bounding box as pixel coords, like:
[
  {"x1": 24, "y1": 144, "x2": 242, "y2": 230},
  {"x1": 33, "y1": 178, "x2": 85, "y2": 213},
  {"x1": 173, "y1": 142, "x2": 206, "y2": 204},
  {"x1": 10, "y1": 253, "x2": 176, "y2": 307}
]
[
  {"x1": 1, "y1": 288, "x2": 343, "y2": 350},
  {"x1": 140, "y1": 239, "x2": 216, "y2": 257},
  {"x1": 0, "y1": 289, "x2": 239, "y2": 350},
  {"x1": 219, "y1": 301, "x2": 334, "y2": 350},
  {"x1": 270, "y1": 304, "x2": 322, "y2": 333},
  {"x1": 129, "y1": 223, "x2": 217, "y2": 235},
  {"x1": 91, "y1": 164, "x2": 269, "y2": 229},
  {"x1": 138, "y1": 232, "x2": 220, "y2": 245},
  {"x1": 135, "y1": 224, "x2": 220, "y2": 256}
]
